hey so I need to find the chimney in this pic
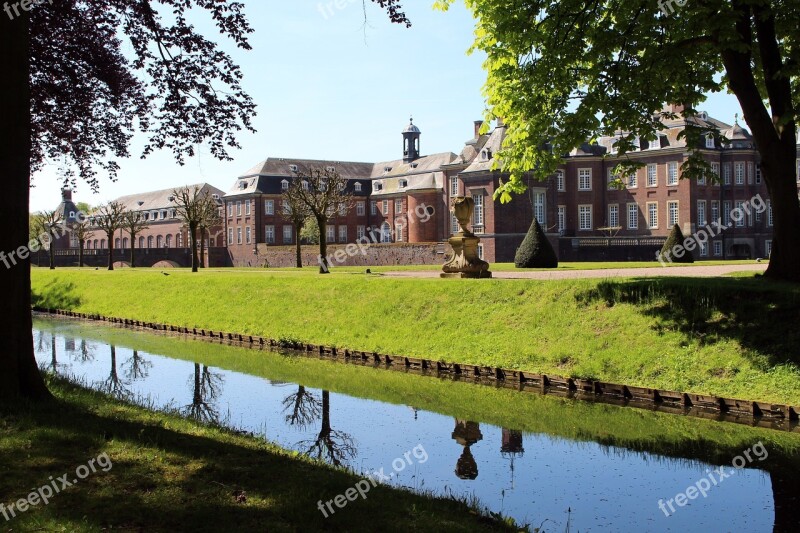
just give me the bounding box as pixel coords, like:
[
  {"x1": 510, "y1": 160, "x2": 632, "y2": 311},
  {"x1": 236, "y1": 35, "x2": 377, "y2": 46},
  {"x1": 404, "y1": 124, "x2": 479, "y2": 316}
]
[
  {"x1": 473, "y1": 120, "x2": 483, "y2": 138},
  {"x1": 61, "y1": 189, "x2": 72, "y2": 202},
  {"x1": 496, "y1": 117, "x2": 505, "y2": 128}
]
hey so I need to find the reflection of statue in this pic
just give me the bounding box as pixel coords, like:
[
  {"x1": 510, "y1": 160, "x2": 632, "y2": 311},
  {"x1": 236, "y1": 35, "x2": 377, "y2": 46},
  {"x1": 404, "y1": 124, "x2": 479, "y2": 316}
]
[
  {"x1": 183, "y1": 363, "x2": 223, "y2": 424},
  {"x1": 452, "y1": 420, "x2": 483, "y2": 480},
  {"x1": 501, "y1": 429, "x2": 525, "y2": 490},
  {"x1": 442, "y1": 197, "x2": 492, "y2": 278},
  {"x1": 298, "y1": 390, "x2": 357, "y2": 468}
]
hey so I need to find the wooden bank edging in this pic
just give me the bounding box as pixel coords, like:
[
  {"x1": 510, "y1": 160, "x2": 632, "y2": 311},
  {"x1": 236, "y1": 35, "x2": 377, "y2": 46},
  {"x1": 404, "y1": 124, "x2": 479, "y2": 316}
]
[{"x1": 34, "y1": 307, "x2": 800, "y2": 433}]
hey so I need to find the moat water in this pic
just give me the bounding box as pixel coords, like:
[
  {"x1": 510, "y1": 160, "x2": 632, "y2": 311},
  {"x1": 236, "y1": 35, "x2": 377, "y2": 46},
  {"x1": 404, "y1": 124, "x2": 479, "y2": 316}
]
[{"x1": 33, "y1": 316, "x2": 800, "y2": 532}]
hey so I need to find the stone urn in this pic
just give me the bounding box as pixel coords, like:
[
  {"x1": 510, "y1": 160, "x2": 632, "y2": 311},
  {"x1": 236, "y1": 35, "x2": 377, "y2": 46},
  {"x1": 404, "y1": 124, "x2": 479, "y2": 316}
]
[{"x1": 441, "y1": 197, "x2": 492, "y2": 278}]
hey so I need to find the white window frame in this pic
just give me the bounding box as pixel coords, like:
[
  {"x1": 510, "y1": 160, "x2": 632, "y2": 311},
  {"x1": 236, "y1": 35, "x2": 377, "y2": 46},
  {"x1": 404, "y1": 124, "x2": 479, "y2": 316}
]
[
  {"x1": 578, "y1": 205, "x2": 592, "y2": 231},
  {"x1": 450, "y1": 176, "x2": 459, "y2": 196},
  {"x1": 647, "y1": 202, "x2": 658, "y2": 229},
  {"x1": 627, "y1": 203, "x2": 639, "y2": 230},
  {"x1": 714, "y1": 241, "x2": 723, "y2": 257},
  {"x1": 472, "y1": 194, "x2": 484, "y2": 226},
  {"x1": 283, "y1": 225, "x2": 292, "y2": 244},
  {"x1": 558, "y1": 205, "x2": 566, "y2": 233},
  {"x1": 735, "y1": 162, "x2": 745, "y2": 185},
  {"x1": 264, "y1": 200, "x2": 274, "y2": 215},
  {"x1": 697, "y1": 200, "x2": 707, "y2": 227},
  {"x1": 245, "y1": 226, "x2": 251, "y2": 244},
  {"x1": 647, "y1": 164, "x2": 658, "y2": 187},
  {"x1": 723, "y1": 163, "x2": 732, "y2": 185},
  {"x1": 356, "y1": 201, "x2": 365, "y2": 216},
  {"x1": 608, "y1": 204, "x2": 619, "y2": 228},
  {"x1": 338, "y1": 225, "x2": 347, "y2": 243},
  {"x1": 265, "y1": 225, "x2": 275, "y2": 244},
  {"x1": 578, "y1": 169, "x2": 592, "y2": 191},
  {"x1": 667, "y1": 162, "x2": 679, "y2": 186},
  {"x1": 667, "y1": 200, "x2": 679, "y2": 227},
  {"x1": 556, "y1": 171, "x2": 565, "y2": 192}
]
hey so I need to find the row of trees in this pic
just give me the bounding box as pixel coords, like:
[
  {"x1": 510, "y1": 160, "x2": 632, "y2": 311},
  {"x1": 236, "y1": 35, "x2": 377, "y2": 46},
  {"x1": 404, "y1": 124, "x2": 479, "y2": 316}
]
[{"x1": 30, "y1": 185, "x2": 222, "y2": 272}]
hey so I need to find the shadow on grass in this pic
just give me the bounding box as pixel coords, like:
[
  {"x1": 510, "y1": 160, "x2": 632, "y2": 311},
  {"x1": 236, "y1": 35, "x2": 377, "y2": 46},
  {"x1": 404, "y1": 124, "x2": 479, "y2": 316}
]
[
  {"x1": 575, "y1": 277, "x2": 800, "y2": 368},
  {"x1": 0, "y1": 379, "x2": 514, "y2": 532},
  {"x1": 31, "y1": 279, "x2": 81, "y2": 311}
]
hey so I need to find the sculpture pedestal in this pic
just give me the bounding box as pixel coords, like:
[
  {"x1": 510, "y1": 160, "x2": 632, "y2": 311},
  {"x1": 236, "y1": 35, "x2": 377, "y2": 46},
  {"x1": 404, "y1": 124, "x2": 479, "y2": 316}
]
[{"x1": 441, "y1": 234, "x2": 492, "y2": 279}]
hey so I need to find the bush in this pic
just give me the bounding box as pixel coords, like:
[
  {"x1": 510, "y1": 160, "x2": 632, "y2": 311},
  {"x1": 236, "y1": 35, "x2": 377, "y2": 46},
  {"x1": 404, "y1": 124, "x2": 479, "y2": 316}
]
[
  {"x1": 659, "y1": 224, "x2": 694, "y2": 263},
  {"x1": 514, "y1": 219, "x2": 558, "y2": 268}
]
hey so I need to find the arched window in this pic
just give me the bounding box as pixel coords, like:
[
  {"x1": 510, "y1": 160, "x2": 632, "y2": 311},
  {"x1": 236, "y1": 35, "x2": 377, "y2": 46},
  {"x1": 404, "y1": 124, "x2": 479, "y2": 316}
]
[
  {"x1": 86, "y1": 240, "x2": 91, "y2": 249},
  {"x1": 156, "y1": 235, "x2": 163, "y2": 248},
  {"x1": 138, "y1": 236, "x2": 144, "y2": 249},
  {"x1": 123, "y1": 237, "x2": 129, "y2": 249},
  {"x1": 114, "y1": 238, "x2": 121, "y2": 249},
  {"x1": 165, "y1": 234, "x2": 172, "y2": 248},
  {"x1": 177, "y1": 233, "x2": 183, "y2": 247},
  {"x1": 380, "y1": 222, "x2": 391, "y2": 243},
  {"x1": 147, "y1": 236, "x2": 154, "y2": 248},
  {"x1": 100, "y1": 239, "x2": 106, "y2": 249}
]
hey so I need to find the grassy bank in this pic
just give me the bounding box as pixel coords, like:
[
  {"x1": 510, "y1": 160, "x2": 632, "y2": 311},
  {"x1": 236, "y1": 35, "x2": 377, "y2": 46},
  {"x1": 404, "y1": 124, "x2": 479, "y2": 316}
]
[
  {"x1": 0, "y1": 377, "x2": 517, "y2": 532},
  {"x1": 31, "y1": 268, "x2": 800, "y2": 405}
]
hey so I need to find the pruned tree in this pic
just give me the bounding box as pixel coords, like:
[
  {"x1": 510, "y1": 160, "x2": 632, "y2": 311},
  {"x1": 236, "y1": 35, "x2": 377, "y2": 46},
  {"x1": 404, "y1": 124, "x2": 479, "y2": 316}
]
[
  {"x1": 436, "y1": 0, "x2": 800, "y2": 282},
  {"x1": 96, "y1": 345, "x2": 131, "y2": 400},
  {"x1": 297, "y1": 390, "x2": 357, "y2": 467},
  {"x1": 284, "y1": 168, "x2": 354, "y2": 273},
  {"x1": 71, "y1": 216, "x2": 94, "y2": 268},
  {"x1": 123, "y1": 350, "x2": 152, "y2": 381},
  {"x1": 198, "y1": 194, "x2": 223, "y2": 268},
  {"x1": 282, "y1": 385, "x2": 323, "y2": 428},
  {"x1": 282, "y1": 184, "x2": 313, "y2": 268},
  {"x1": 122, "y1": 209, "x2": 149, "y2": 268},
  {"x1": 94, "y1": 201, "x2": 126, "y2": 271},
  {"x1": 172, "y1": 186, "x2": 210, "y2": 272},
  {"x1": 30, "y1": 210, "x2": 62, "y2": 270},
  {"x1": 182, "y1": 363, "x2": 224, "y2": 424},
  {"x1": 0, "y1": 0, "x2": 411, "y2": 401}
]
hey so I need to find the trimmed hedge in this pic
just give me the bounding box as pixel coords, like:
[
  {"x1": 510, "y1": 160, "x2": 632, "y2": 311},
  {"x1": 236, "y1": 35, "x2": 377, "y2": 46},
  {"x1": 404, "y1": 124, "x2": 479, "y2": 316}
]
[
  {"x1": 514, "y1": 219, "x2": 558, "y2": 268},
  {"x1": 659, "y1": 224, "x2": 694, "y2": 263}
]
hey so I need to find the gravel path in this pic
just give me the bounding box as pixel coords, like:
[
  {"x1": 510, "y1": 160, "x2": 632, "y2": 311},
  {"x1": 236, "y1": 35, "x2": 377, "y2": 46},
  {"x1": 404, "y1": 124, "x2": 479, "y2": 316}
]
[{"x1": 383, "y1": 263, "x2": 769, "y2": 280}]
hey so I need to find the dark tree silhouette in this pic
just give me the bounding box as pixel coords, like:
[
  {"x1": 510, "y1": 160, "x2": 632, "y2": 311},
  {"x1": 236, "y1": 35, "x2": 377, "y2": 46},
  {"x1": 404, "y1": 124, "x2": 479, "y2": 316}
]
[
  {"x1": 182, "y1": 363, "x2": 224, "y2": 424},
  {"x1": 282, "y1": 385, "x2": 323, "y2": 429},
  {"x1": 96, "y1": 345, "x2": 131, "y2": 399},
  {"x1": 298, "y1": 391, "x2": 357, "y2": 467},
  {"x1": 75, "y1": 339, "x2": 94, "y2": 364},
  {"x1": 123, "y1": 350, "x2": 152, "y2": 381}
]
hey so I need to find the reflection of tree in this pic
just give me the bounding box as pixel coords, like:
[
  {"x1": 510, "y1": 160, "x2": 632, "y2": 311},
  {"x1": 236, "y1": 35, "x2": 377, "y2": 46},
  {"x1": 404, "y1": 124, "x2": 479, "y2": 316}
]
[
  {"x1": 50, "y1": 333, "x2": 57, "y2": 371},
  {"x1": 36, "y1": 330, "x2": 47, "y2": 353},
  {"x1": 282, "y1": 385, "x2": 322, "y2": 429},
  {"x1": 97, "y1": 345, "x2": 131, "y2": 399},
  {"x1": 182, "y1": 363, "x2": 223, "y2": 424},
  {"x1": 123, "y1": 350, "x2": 152, "y2": 381},
  {"x1": 298, "y1": 390, "x2": 357, "y2": 467}
]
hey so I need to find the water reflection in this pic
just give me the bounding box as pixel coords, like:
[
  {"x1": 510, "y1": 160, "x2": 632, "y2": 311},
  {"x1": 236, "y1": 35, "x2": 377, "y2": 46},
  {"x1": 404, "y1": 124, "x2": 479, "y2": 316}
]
[{"x1": 33, "y1": 317, "x2": 794, "y2": 532}]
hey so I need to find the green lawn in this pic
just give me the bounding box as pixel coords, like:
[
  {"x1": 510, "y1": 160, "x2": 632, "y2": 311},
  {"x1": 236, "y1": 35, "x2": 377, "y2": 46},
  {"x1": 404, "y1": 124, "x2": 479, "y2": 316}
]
[
  {"x1": 31, "y1": 268, "x2": 800, "y2": 405},
  {"x1": 0, "y1": 377, "x2": 518, "y2": 532}
]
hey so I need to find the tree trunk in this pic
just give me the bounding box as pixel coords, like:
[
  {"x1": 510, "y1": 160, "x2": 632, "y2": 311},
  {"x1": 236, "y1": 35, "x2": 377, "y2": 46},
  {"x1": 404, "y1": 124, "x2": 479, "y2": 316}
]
[
  {"x1": 199, "y1": 227, "x2": 206, "y2": 268},
  {"x1": 189, "y1": 222, "x2": 199, "y2": 272},
  {"x1": 295, "y1": 222, "x2": 303, "y2": 268},
  {"x1": 130, "y1": 233, "x2": 136, "y2": 267},
  {"x1": 317, "y1": 216, "x2": 329, "y2": 274},
  {"x1": 107, "y1": 234, "x2": 114, "y2": 270},
  {"x1": 79, "y1": 242, "x2": 84, "y2": 267},
  {"x1": 0, "y1": 11, "x2": 51, "y2": 400},
  {"x1": 48, "y1": 240, "x2": 54, "y2": 269}
]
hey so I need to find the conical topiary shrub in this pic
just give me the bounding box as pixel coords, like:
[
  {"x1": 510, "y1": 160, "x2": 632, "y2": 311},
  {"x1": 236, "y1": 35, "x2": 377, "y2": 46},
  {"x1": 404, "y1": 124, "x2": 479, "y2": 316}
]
[
  {"x1": 514, "y1": 218, "x2": 558, "y2": 268},
  {"x1": 659, "y1": 224, "x2": 694, "y2": 263}
]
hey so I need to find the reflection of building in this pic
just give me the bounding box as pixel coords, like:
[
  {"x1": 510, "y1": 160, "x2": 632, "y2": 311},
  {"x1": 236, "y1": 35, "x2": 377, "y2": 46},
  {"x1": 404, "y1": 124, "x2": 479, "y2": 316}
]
[{"x1": 452, "y1": 420, "x2": 483, "y2": 480}]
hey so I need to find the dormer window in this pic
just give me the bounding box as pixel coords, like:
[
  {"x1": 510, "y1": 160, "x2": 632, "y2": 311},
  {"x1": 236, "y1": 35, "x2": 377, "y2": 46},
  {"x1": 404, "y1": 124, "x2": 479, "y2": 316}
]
[
  {"x1": 302, "y1": 180, "x2": 309, "y2": 190},
  {"x1": 326, "y1": 166, "x2": 336, "y2": 173},
  {"x1": 399, "y1": 179, "x2": 408, "y2": 188},
  {"x1": 151, "y1": 211, "x2": 158, "y2": 220},
  {"x1": 281, "y1": 179, "x2": 289, "y2": 190},
  {"x1": 374, "y1": 182, "x2": 383, "y2": 192},
  {"x1": 289, "y1": 164, "x2": 298, "y2": 173},
  {"x1": 354, "y1": 182, "x2": 362, "y2": 192},
  {"x1": 410, "y1": 163, "x2": 418, "y2": 168},
  {"x1": 383, "y1": 166, "x2": 392, "y2": 174},
  {"x1": 168, "y1": 195, "x2": 175, "y2": 202},
  {"x1": 705, "y1": 134, "x2": 715, "y2": 149}
]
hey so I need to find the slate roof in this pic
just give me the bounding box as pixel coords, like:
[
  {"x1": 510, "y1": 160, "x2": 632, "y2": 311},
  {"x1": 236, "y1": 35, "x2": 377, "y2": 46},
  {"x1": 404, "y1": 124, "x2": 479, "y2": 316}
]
[{"x1": 113, "y1": 183, "x2": 225, "y2": 212}]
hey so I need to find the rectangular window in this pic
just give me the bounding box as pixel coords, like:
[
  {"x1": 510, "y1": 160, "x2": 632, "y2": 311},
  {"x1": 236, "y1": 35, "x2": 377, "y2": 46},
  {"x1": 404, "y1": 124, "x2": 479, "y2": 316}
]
[
  {"x1": 735, "y1": 162, "x2": 745, "y2": 185},
  {"x1": 747, "y1": 162, "x2": 754, "y2": 185},
  {"x1": 339, "y1": 225, "x2": 347, "y2": 243},
  {"x1": 699, "y1": 241, "x2": 708, "y2": 257},
  {"x1": 711, "y1": 163, "x2": 720, "y2": 185},
  {"x1": 450, "y1": 176, "x2": 459, "y2": 196},
  {"x1": 578, "y1": 169, "x2": 592, "y2": 190},
  {"x1": 556, "y1": 171, "x2": 565, "y2": 192},
  {"x1": 627, "y1": 203, "x2": 639, "y2": 230},
  {"x1": 338, "y1": 203, "x2": 347, "y2": 217},
  {"x1": 236, "y1": 201, "x2": 242, "y2": 216},
  {"x1": 264, "y1": 225, "x2": 275, "y2": 244},
  {"x1": 697, "y1": 171, "x2": 706, "y2": 186},
  {"x1": 768, "y1": 200, "x2": 773, "y2": 226},
  {"x1": 578, "y1": 205, "x2": 592, "y2": 230},
  {"x1": 628, "y1": 172, "x2": 637, "y2": 188},
  {"x1": 283, "y1": 200, "x2": 291, "y2": 215},
  {"x1": 667, "y1": 162, "x2": 679, "y2": 186},
  {"x1": 227, "y1": 204, "x2": 233, "y2": 217},
  {"x1": 245, "y1": 226, "x2": 251, "y2": 244},
  {"x1": 755, "y1": 163, "x2": 762, "y2": 184},
  {"x1": 356, "y1": 201, "x2": 365, "y2": 216},
  {"x1": 608, "y1": 204, "x2": 619, "y2": 228},
  {"x1": 395, "y1": 223, "x2": 403, "y2": 242},
  {"x1": 714, "y1": 241, "x2": 723, "y2": 256},
  {"x1": 734, "y1": 200, "x2": 746, "y2": 227},
  {"x1": 723, "y1": 163, "x2": 731, "y2": 185},
  {"x1": 237, "y1": 227, "x2": 242, "y2": 244},
  {"x1": 533, "y1": 192, "x2": 546, "y2": 225},
  {"x1": 647, "y1": 164, "x2": 657, "y2": 187},
  {"x1": 265, "y1": 200, "x2": 274, "y2": 215},
  {"x1": 697, "y1": 200, "x2": 707, "y2": 226},
  {"x1": 558, "y1": 206, "x2": 566, "y2": 233},
  {"x1": 245, "y1": 201, "x2": 251, "y2": 216},
  {"x1": 283, "y1": 225, "x2": 292, "y2": 244},
  {"x1": 723, "y1": 201, "x2": 732, "y2": 225},
  {"x1": 382, "y1": 200, "x2": 389, "y2": 215},
  {"x1": 667, "y1": 200, "x2": 679, "y2": 227},
  {"x1": 472, "y1": 194, "x2": 484, "y2": 227},
  {"x1": 370, "y1": 201, "x2": 377, "y2": 216},
  {"x1": 326, "y1": 225, "x2": 335, "y2": 243},
  {"x1": 608, "y1": 168, "x2": 617, "y2": 190},
  {"x1": 766, "y1": 240, "x2": 773, "y2": 256},
  {"x1": 357, "y1": 225, "x2": 365, "y2": 240},
  {"x1": 228, "y1": 228, "x2": 233, "y2": 245},
  {"x1": 711, "y1": 201, "x2": 719, "y2": 223},
  {"x1": 647, "y1": 202, "x2": 658, "y2": 229},
  {"x1": 451, "y1": 214, "x2": 459, "y2": 235},
  {"x1": 477, "y1": 243, "x2": 484, "y2": 260},
  {"x1": 395, "y1": 199, "x2": 403, "y2": 213}
]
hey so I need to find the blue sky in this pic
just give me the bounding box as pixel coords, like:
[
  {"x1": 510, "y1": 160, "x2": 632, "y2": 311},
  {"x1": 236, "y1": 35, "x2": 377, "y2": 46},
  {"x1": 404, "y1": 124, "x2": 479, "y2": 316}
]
[{"x1": 30, "y1": 1, "x2": 744, "y2": 211}]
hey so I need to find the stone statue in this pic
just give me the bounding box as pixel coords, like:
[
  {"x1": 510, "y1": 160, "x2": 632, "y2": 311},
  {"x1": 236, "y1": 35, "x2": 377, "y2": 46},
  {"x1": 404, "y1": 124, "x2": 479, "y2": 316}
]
[{"x1": 441, "y1": 196, "x2": 492, "y2": 278}]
